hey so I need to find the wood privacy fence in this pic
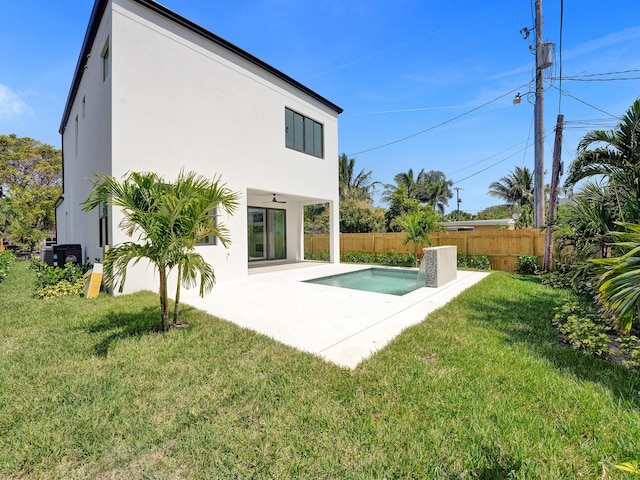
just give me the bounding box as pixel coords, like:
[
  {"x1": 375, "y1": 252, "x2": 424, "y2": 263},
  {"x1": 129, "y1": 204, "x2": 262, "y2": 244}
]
[{"x1": 304, "y1": 230, "x2": 546, "y2": 273}]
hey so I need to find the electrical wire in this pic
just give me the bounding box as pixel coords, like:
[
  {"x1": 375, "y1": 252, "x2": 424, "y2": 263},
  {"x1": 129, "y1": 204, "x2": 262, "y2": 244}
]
[
  {"x1": 550, "y1": 85, "x2": 620, "y2": 118},
  {"x1": 347, "y1": 84, "x2": 529, "y2": 156}
]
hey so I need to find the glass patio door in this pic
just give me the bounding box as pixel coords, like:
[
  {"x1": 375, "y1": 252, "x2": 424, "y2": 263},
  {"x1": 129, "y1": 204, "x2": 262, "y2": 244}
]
[{"x1": 248, "y1": 207, "x2": 286, "y2": 261}]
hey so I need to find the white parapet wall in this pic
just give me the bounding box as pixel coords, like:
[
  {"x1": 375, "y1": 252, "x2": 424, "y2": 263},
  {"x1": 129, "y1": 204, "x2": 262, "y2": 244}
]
[{"x1": 420, "y1": 246, "x2": 458, "y2": 288}]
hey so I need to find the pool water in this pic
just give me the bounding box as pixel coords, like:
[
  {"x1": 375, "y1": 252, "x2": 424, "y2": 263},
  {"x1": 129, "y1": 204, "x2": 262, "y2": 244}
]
[{"x1": 305, "y1": 267, "x2": 425, "y2": 296}]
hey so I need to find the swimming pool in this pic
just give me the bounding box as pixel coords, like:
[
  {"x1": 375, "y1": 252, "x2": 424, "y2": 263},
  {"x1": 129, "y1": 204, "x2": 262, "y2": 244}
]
[{"x1": 304, "y1": 267, "x2": 425, "y2": 296}]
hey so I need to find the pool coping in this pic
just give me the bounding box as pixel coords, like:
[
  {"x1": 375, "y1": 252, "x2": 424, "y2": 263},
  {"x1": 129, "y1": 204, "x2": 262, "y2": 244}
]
[{"x1": 181, "y1": 263, "x2": 491, "y2": 369}]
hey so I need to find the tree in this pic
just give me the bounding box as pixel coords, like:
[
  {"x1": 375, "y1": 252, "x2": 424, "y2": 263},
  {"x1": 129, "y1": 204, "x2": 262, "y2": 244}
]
[
  {"x1": 487, "y1": 166, "x2": 534, "y2": 209},
  {"x1": 394, "y1": 208, "x2": 444, "y2": 267},
  {"x1": 421, "y1": 170, "x2": 453, "y2": 216},
  {"x1": 383, "y1": 168, "x2": 453, "y2": 217},
  {"x1": 384, "y1": 184, "x2": 422, "y2": 232},
  {"x1": 0, "y1": 134, "x2": 62, "y2": 252},
  {"x1": 340, "y1": 200, "x2": 385, "y2": 233},
  {"x1": 82, "y1": 170, "x2": 239, "y2": 331},
  {"x1": 338, "y1": 153, "x2": 375, "y2": 203},
  {"x1": 564, "y1": 98, "x2": 640, "y2": 223}
]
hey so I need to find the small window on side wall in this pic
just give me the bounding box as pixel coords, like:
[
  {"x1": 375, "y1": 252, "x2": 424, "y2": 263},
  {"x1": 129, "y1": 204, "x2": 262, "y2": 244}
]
[
  {"x1": 102, "y1": 40, "x2": 110, "y2": 82},
  {"x1": 197, "y1": 208, "x2": 218, "y2": 246}
]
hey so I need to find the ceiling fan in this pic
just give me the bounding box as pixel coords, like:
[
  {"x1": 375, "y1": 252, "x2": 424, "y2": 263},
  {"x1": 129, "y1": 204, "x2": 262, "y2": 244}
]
[{"x1": 264, "y1": 193, "x2": 286, "y2": 204}]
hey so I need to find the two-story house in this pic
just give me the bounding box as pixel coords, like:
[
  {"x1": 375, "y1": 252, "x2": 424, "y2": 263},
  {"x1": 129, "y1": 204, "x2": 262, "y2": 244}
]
[{"x1": 56, "y1": 0, "x2": 342, "y2": 293}]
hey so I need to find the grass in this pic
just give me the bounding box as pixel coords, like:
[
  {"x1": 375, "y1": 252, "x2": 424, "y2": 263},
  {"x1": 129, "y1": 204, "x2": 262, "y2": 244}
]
[{"x1": 1, "y1": 261, "x2": 640, "y2": 479}]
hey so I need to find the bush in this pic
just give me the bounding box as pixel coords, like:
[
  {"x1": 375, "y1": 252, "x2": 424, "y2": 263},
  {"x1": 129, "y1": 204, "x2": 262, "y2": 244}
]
[
  {"x1": 376, "y1": 251, "x2": 415, "y2": 267},
  {"x1": 470, "y1": 254, "x2": 491, "y2": 270},
  {"x1": 304, "y1": 250, "x2": 330, "y2": 261},
  {"x1": 0, "y1": 250, "x2": 16, "y2": 284},
  {"x1": 457, "y1": 253, "x2": 469, "y2": 268},
  {"x1": 553, "y1": 302, "x2": 612, "y2": 357},
  {"x1": 540, "y1": 261, "x2": 599, "y2": 296},
  {"x1": 31, "y1": 259, "x2": 93, "y2": 298},
  {"x1": 342, "y1": 252, "x2": 376, "y2": 264},
  {"x1": 515, "y1": 255, "x2": 539, "y2": 275}
]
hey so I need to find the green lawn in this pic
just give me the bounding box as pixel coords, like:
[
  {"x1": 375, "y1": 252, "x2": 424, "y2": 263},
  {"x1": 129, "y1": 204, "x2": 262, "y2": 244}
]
[{"x1": 1, "y1": 261, "x2": 639, "y2": 479}]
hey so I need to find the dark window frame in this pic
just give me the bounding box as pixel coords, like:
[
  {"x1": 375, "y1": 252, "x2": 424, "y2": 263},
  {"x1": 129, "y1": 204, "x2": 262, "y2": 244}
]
[
  {"x1": 285, "y1": 107, "x2": 324, "y2": 158},
  {"x1": 196, "y1": 208, "x2": 218, "y2": 246}
]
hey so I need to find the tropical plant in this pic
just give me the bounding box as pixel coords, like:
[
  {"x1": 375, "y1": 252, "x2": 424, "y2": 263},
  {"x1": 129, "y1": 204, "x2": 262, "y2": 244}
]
[
  {"x1": 487, "y1": 166, "x2": 534, "y2": 209},
  {"x1": 421, "y1": 170, "x2": 453, "y2": 216},
  {"x1": 592, "y1": 222, "x2": 640, "y2": 333},
  {"x1": 338, "y1": 153, "x2": 376, "y2": 203},
  {"x1": 339, "y1": 199, "x2": 386, "y2": 233},
  {"x1": 382, "y1": 168, "x2": 424, "y2": 204},
  {"x1": 564, "y1": 98, "x2": 640, "y2": 223},
  {"x1": 394, "y1": 208, "x2": 443, "y2": 267},
  {"x1": 82, "y1": 170, "x2": 239, "y2": 331},
  {"x1": 515, "y1": 255, "x2": 540, "y2": 275}
]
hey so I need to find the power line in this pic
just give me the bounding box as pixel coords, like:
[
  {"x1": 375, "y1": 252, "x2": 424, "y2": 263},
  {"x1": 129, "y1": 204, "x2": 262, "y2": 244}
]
[
  {"x1": 550, "y1": 85, "x2": 620, "y2": 118},
  {"x1": 450, "y1": 129, "x2": 553, "y2": 185},
  {"x1": 347, "y1": 83, "x2": 529, "y2": 156}
]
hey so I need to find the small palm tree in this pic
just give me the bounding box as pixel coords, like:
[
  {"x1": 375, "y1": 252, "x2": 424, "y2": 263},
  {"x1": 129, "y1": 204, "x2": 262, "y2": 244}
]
[
  {"x1": 593, "y1": 222, "x2": 640, "y2": 333},
  {"x1": 82, "y1": 170, "x2": 239, "y2": 331},
  {"x1": 395, "y1": 208, "x2": 443, "y2": 267}
]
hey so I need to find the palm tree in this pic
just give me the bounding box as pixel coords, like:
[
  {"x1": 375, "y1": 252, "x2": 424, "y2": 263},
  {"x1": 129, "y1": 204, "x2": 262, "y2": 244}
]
[
  {"x1": 395, "y1": 208, "x2": 444, "y2": 267},
  {"x1": 382, "y1": 168, "x2": 424, "y2": 204},
  {"x1": 421, "y1": 170, "x2": 453, "y2": 217},
  {"x1": 564, "y1": 98, "x2": 640, "y2": 223},
  {"x1": 488, "y1": 166, "x2": 534, "y2": 208},
  {"x1": 593, "y1": 222, "x2": 640, "y2": 333},
  {"x1": 82, "y1": 170, "x2": 239, "y2": 331},
  {"x1": 338, "y1": 153, "x2": 375, "y2": 202}
]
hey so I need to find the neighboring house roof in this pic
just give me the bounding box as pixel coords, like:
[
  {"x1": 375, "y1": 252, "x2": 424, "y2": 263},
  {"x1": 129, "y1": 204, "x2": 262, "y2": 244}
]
[
  {"x1": 59, "y1": 0, "x2": 343, "y2": 134},
  {"x1": 444, "y1": 219, "x2": 516, "y2": 229}
]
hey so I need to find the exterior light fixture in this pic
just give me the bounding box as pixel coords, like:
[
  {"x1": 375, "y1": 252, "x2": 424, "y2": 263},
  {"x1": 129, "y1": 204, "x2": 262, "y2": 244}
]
[{"x1": 513, "y1": 93, "x2": 522, "y2": 105}]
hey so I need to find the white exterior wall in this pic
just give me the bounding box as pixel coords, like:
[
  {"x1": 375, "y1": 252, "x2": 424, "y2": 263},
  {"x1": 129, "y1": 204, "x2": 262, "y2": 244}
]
[
  {"x1": 59, "y1": 0, "x2": 340, "y2": 295},
  {"x1": 57, "y1": 5, "x2": 113, "y2": 263}
]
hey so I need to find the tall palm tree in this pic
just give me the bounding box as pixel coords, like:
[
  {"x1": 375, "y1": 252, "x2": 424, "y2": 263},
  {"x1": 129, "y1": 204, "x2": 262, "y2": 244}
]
[
  {"x1": 421, "y1": 170, "x2": 453, "y2": 217},
  {"x1": 338, "y1": 153, "x2": 375, "y2": 202},
  {"x1": 382, "y1": 168, "x2": 425, "y2": 204},
  {"x1": 487, "y1": 166, "x2": 534, "y2": 208},
  {"x1": 564, "y1": 98, "x2": 640, "y2": 223},
  {"x1": 82, "y1": 170, "x2": 239, "y2": 331}
]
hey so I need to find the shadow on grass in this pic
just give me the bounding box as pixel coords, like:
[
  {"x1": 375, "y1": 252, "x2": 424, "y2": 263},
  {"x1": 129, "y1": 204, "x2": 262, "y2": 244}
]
[
  {"x1": 86, "y1": 306, "x2": 163, "y2": 356},
  {"x1": 466, "y1": 273, "x2": 640, "y2": 407}
]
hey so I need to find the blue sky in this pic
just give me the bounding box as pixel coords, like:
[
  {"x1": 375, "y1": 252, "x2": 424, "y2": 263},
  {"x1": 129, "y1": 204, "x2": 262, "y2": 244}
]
[{"x1": 1, "y1": 1, "x2": 639, "y2": 214}]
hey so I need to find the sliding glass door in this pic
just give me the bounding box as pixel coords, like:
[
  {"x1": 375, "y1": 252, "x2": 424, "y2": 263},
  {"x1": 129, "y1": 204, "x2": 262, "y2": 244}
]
[{"x1": 248, "y1": 207, "x2": 286, "y2": 261}]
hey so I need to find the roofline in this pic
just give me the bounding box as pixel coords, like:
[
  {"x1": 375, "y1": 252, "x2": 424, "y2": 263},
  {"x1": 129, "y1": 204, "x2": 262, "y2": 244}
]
[{"x1": 59, "y1": 0, "x2": 343, "y2": 133}]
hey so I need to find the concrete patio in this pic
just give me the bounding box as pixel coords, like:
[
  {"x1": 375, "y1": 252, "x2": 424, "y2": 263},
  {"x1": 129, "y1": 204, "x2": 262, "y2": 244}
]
[{"x1": 182, "y1": 262, "x2": 490, "y2": 369}]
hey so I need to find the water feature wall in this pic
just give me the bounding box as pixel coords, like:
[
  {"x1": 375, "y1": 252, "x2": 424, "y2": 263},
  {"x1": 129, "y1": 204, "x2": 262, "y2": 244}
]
[{"x1": 420, "y1": 246, "x2": 457, "y2": 288}]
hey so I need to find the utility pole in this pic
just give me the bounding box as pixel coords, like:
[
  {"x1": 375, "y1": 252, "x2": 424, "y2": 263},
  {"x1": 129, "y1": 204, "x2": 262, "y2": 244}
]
[
  {"x1": 534, "y1": 0, "x2": 545, "y2": 228},
  {"x1": 455, "y1": 187, "x2": 463, "y2": 221},
  {"x1": 543, "y1": 114, "x2": 563, "y2": 271}
]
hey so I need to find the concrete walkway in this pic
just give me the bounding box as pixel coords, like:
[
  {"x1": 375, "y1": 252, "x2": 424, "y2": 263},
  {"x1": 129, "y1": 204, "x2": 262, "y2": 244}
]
[{"x1": 182, "y1": 263, "x2": 490, "y2": 369}]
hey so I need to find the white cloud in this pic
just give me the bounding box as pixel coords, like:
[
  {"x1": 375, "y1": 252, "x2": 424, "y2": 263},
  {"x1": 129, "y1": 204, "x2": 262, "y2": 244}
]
[{"x1": 0, "y1": 83, "x2": 32, "y2": 123}]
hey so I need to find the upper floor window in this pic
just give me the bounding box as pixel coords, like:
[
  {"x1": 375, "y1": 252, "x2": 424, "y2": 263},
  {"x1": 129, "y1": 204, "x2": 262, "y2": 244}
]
[
  {"x1": 102, "y1": 41, "x2": 110, "y2": 81},
  {"x1": 285, "y1": 108, "x2": 323, "y2": 158}
]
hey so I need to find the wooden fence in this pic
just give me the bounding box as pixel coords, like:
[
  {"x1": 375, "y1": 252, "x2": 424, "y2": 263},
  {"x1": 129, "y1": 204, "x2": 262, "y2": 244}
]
[{"x1": 304, "y1": 230, "x2": 546, "y2": 273}]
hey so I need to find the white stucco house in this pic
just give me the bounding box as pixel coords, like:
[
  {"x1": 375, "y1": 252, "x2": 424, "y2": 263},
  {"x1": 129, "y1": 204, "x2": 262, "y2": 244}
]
[{"x1": 56, "y1": 0, "x2": 342, "y2": 293}]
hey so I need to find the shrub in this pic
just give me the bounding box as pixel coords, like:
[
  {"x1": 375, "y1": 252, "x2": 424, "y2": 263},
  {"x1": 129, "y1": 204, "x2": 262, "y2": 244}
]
[
  {"x1": 304, "y1": 250, "x2": 330, "y2": 262},
  {"x1": 470, "y1": 254, "x2": 491, "y2": 270},
  {"x1": 552, "y1": 302, "x2": 613, "y2": 358},
  {"x1": 457, "y1": 253, "x2": 469, "y2": 268},
  {"x1": 515, "y1": 255, "x2": 539, "y2": 275},
  {"x1": 35, "y1": 279, "x2": 86, "y2": 299},
  {"x1": 541, "y1": 261, "x2": 599, "y2": 296},
  {"x1": 0, "y1": 250, "x2": 16, "y2": 284},
  {"x1": 342, "y1": 252, "x2": 376, "y2": 264},
  {"x1": 31, "y1": 259, "x2": 93, "y2": 298},
  {"x1": 376, "y1": 251, "x2": 415, "y2": 267}
]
